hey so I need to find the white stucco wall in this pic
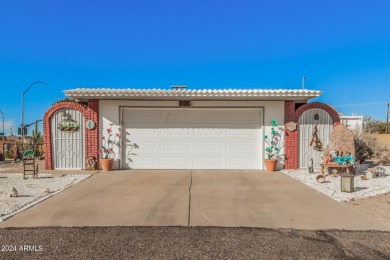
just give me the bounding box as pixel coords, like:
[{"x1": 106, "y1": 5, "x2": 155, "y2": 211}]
[
  {"x1": 99, "y1": 100, "x2": 285, "y2": 170},
  {"x1": 340, "y1": 115, "x2": 363, "y2": 135}
]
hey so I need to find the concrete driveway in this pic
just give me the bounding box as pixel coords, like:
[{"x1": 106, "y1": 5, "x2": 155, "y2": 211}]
[{"x1": 0, "y1": 170, "x2": 387, "y2": 230}]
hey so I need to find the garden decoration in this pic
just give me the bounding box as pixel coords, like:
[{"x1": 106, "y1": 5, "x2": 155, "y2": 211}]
[
  {"x1": 99, "y1": 126, "x2": 120, "y2": 171},
  {"x1": 341, "y1": 173, "x2": 354, "y2": 193},
  {"x1": 309, "y1": 123, "x2": 323, "y2": 151},
  {"x1": 57, "y1": 111, "x2": 79, "y2": 133},
  {"x1": 86, "y1": 156, "x2": 97, "y2": 170},
  {"x1": 264, "y1": 120, "x2": 283, "y2": 172},
  {"x1": 316, "y1": 173, "x2": 326, "y2": 183},
  {"x1": 373, "y1": 165, "x2": 387, "y2": 178},
  {"x1": 9, "y1": 187, "x2": 18, "y2": 197},
  {"x1": 320, "y1": 152, "x2": 356, "y2": 176}
]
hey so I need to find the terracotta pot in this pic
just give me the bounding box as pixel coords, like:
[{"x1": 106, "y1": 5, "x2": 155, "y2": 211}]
[
  {"x1": 264, "y1": 159, "x2": 277, "y2": 172},
  {"x1": 100, "y1": 158, "x2": 113, "y2": 171}
]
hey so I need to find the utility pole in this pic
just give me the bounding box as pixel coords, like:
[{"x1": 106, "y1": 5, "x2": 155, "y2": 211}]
[
  {"x1": 302, "y1": 76, "x2": 306, "y2": 90},
  {"x1": 386, "y1": 102, "x2": 390, "y2": 134}
]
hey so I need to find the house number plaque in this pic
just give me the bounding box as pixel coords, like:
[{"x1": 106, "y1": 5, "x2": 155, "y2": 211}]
[
  {"x1": 287, "y1": 121, "x2": 297, "y2": 132},
  {"x1": 86, "y1": 120, "x2": 96, "y2": 130},
  {"x1": 179, "y1": 101, "x2": 191, "y2": 107}
]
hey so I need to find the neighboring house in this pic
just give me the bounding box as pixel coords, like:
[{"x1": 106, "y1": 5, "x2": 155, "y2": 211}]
[
  {"x1": 43, "y1": 88, "x2": 341, "y2": 171},
  {"x1": 339, "y1": 113, "x2": 363, "y2": 135}
]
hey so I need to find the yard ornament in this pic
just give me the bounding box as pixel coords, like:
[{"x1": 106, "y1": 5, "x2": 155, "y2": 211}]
[
  {"x1": 309, "y1": 123, "x2": 323, "y2": 151},
  {"x1": 9, "y1": 187, "x2": 18, "y2": 197}
]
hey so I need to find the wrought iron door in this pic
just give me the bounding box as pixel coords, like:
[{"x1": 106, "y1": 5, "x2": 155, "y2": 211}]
[
  {"x1": 298, "y1": 109, "x2": 333, "y2": 168},
  {"x1": 51, "y1": 109, "x2": 84, "y2": 169}
]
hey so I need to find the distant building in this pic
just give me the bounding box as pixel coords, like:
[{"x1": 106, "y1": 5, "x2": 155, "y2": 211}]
[{"x1": 339, "y1": 113, "x2": 363, "y2": 135}]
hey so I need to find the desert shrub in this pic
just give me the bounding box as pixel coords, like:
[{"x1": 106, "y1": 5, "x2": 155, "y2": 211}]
[
  {"x1": 354, "y1": 134, "x2": 375, "y2": 163},
  {"x1": 354, "y1": 133, "x2": 390, "y2": 164}
]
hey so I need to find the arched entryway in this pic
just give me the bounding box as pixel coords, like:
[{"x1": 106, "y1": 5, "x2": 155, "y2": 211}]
[
  {"x1": 43, "y1": 100, "x2": 99, "y2": 170},
  {"x1": 284, "y1": 101, "x2": 341, "y2": 169},
  {"x1": 298, "y1": 108, "x2": 333, "y2": 168},
  {"x1": 51, "y1": 109, "x2": 85, "y2": 169}
]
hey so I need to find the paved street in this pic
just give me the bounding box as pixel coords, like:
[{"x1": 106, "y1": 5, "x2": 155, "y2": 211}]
[{"x1": 0, "y1": 226, "x2": 389, "y2": 259}]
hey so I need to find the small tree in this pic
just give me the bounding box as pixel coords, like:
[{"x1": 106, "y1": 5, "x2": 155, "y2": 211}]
[{"x1": 363, "y1": 115, "x2": 386, "y2": 134}]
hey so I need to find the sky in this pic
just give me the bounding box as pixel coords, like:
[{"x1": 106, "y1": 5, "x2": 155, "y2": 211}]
[{"x1": 1, "y1": 0, "x2": 390, "y2": 135}]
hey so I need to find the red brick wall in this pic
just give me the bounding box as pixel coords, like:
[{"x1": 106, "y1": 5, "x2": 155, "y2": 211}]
[
  {"x1": 284, "y1": 101, "x2": 340, "y2": 169},
  {"x1": 43, "y1": 100, "x2": 99, "y2": 170},
  {"x1": 284, "y1": 101, "x2": 298, "y2": 169}
]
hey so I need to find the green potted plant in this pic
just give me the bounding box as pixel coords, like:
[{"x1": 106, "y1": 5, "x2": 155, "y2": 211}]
[{"x1": 264, "y1": 120, "x2": 282, "y2": 172}]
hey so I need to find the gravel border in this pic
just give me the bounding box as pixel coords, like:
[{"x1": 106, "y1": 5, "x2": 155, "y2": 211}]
[
  {"x1": 0, "y1": 173, "x2": 91, "y2": 221},
  {"x1": 282, "y1": 165, "x2": 390, "y2": 202}
]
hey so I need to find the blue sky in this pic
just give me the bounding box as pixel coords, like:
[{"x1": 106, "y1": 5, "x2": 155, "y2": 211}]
[{"x1": 1, "y1": 0, "x2": 390, "y2": 135}]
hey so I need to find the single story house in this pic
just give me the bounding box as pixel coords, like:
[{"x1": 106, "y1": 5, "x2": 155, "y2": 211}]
[
  {"x1": 43, "y1": 88, "x2": 340, "y2": 171},
  {"x1": 339, "y1": 113, "x2": 363, "y2": 135}
]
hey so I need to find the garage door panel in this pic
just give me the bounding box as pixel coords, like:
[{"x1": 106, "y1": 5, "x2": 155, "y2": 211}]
[
  {"x1": 193, "y1": 129, "x2": 223, "y2": 135},
  {"x1": 226, "y1": 129, "x2": 258, "y2": 136},
  {"x1": 128, "y1": 128, "x2": 157, "y2": 135},
  {"x1": 227, "y1": 142, "x2": 257, "y2": 151},
  {"x1": 123, "y1": 110, "x2": 261, "y2": 125},
  {"x1": 160, "y1": 157, "x2": 188, "y2": 166},
  {"x1": 193, "y1": 157, "x2": 222, "y2": 167},
  {"x1": 132, "y1": 156, "x2": 156, "y2": 166},
  {"x1": 226, "y1": 157, "x2": 256, "y2": 167},
  {"x1": 123, "y1": 109, "x2": 261, "y2": 169},
  {"x1": 160, "y1": 142, "x2": 189, "y2": 151},
  {"x1": 160, "y1": 128, "x2": 190, "y2": 135},
  {"x1": 134, "y1": 141, "x2": 156, "y2": 151},
  {"x1": 194, "y1": 142, "x2": 223, "y2": 150}
]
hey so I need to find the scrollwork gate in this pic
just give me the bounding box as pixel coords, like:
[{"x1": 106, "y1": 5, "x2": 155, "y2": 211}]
[{"x1": 298, "y1": 108, "x2": 333, "y2": 168}]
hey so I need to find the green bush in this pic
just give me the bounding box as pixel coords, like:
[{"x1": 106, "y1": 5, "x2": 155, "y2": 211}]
[{"x1": 5, "y1": 149, "x2": 13, "y2": 159}]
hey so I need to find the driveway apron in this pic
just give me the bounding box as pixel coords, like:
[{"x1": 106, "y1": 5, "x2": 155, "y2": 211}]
[{"x1": 0, "y1": 170, "x2": 388, "y2": 230}]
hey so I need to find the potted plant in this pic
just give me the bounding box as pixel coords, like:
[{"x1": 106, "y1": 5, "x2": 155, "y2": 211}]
[
  {"x1": 99, "y1": 126, "x2": 120, "y2": 171},
  {"x1": 264, "y1": 120, "x2": 282, "y2": 172}
]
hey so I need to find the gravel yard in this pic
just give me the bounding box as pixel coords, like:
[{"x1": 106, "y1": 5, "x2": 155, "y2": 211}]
[
  {"x1": 0, "y1": 173, "x2": 91, "y2": 221},
  {"x1": 282, "y1": 165, "x2": 390, "y2": 202}
]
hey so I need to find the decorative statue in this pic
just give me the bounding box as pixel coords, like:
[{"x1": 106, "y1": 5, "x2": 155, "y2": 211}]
[{"x1": 9, "y1": 187, "x2": 18, "y2": 197}]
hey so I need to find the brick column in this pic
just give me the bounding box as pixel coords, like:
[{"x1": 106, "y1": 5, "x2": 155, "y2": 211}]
[
  {"x1": 85, "y1": 99, "x2": 99, "y2": 169},
  {"x1": 284, "y1": 101, "x2": 298, "y2": 169}
]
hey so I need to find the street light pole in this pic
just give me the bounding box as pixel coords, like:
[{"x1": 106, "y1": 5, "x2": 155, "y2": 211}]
[
  {"x1": 21, "y1": 81, "x2": 48, "y2": 146},
  {"x1": 0, "y1": 110, "x2": 4, "y2": 137}
]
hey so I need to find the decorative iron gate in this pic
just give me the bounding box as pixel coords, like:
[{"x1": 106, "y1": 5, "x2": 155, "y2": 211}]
[
  {"x1": 51, "y1": 109, "x2": 84, "y2": 169},
  {"x1": 298, "y1": 109, "x2": 333, "y2": 168}
]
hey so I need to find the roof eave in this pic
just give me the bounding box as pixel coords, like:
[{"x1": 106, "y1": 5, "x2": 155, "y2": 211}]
[{"x1": 63, "y1": 89, "x2": 322, "y2": 102}]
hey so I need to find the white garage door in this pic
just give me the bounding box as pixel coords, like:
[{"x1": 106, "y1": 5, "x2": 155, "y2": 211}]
[{"x1": 122, "y1": 108, "x2": 262, "y2": 169}]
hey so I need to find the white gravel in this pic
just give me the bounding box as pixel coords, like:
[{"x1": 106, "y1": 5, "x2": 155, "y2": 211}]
[
  {"x1": 0, "y1": 173, "x2": 91, "y2": 221},
  {"x1": 282, "y1": 165, "x2": 390, "y2": 202}
]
